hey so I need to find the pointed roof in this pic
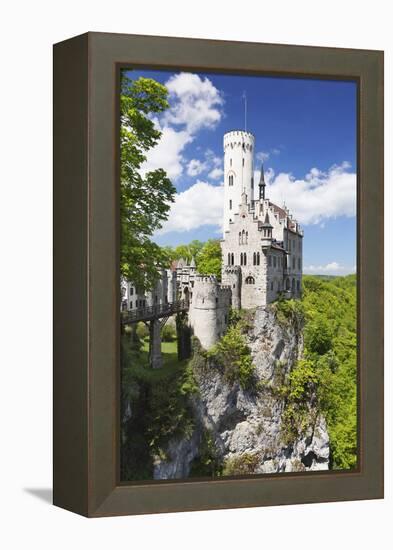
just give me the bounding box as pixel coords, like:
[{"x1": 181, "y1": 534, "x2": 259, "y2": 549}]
[
  {"x1": 261, "y1": 210, "x2": 273, "y2": 228},
  {"x1": 190, "y1": 256, "x2": 196, "y2": 268},
  {"x1": 259, "y1": 163, "x2": 266, "y2": 186}
]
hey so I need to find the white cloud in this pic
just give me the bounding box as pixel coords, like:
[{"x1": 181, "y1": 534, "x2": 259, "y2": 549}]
[
  {"x1": 267, "y1": 162, "x2": 356, "y2": 225},
  {"x1": 256, "y1": 151, "x2": 270, "y2": 162},
  {"x1": 140, "y1": 125, "x2": 192, "y2": 180},
  {"x1": 163, "y1": 73, "x2": 224, "y2": 133},
  {"x1": 141, "y1": 74, "x2": 224, "y2": 182},
  {"x1": 304, "y1": 262, "x2": 356, "y2": 276},
  {"x1": 186, "y1": 149, "x2": 223, "y2": 180},
  {"x1": 187, "y1": 158, "x2": 206, "y2": 177},
  {"x1": 156, "y1": 181, "x2": 224, "y2": 234},
  {"x1": 208, "y1": 167, "x2": 224, "y2": 180},
  {"x1": 256, "y1": 148, "x2": 281, "y2": 164}
]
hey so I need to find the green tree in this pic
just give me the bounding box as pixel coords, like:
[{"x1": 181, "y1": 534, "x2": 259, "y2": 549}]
[
  {"x1": 162, "y1": 240, "x2": 205, "y2": 264},
  {"x1": 120, "y1": 74, "x2": 176, "y2": 290},
  {"x1": 196, "y1": 239, "x2": 222, "y2": 279}
]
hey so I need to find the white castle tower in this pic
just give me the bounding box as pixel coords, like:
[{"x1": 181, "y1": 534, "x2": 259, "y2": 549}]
[{"x1": 223, "y1": 130, "x2": 255, "y2": 235}]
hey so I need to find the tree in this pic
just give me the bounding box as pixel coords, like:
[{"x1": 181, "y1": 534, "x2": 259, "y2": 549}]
[
  {"x1": 120, "y1": 74, "x2": 176, "y2": 290},
  {"x1": 162, "y1": 240, "x2": 205, "y2": 264},
  {"x1": 196, "y1": 239, "x2": 222, "y2": 279}
]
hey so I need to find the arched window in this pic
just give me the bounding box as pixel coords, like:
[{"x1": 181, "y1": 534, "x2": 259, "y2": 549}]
[
  {"x1": 257, "y1": 252, "x2": 260, "y2": 265},
  {"x1": 246, "y1": 231, "x2": 248, "y2": 244},
  {"x1": 253, "y1": 252, "x2": 256, "y2": 265},
  {"x1": 239, "y1": 232, "x2": 242, "y2": 244},
  {"x1": 245, "y1": 276, "x2": 255, "y2": 284},
  {"x1": 231, "y1": 253, "x2": 234, "y2": 265},
  {"x1": 242, "y1": 229, "x2": 245, "y2": 244},
  {"x1": 229, "y1": 199, "x2": 232, "y2": 210},
  {"x1": 228, "y1": 253, "x2": 231, "y2": 265},
  {"x1": 230, "y1": 158, "x2": 232, "y2": 167},
  {"x1": 240, "y1": 253, "x2": 243, "y2": 266},
  {"x1": 244, "y1": 253, "x2": 247, "y2": 265},
  {"x1": 229, "y1": 175, "x2": 234, "y2": 186}
]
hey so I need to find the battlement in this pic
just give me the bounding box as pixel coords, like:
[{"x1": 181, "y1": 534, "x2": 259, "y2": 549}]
[
  {"x1": 223, "y1": 130, "x2": 254, "y2": 152},
  {"x1": 219, "y1": 285, "x2": 232, "y2": 293},
  {"x1": 223, "y1": 265, "x2": 241, "y2": 274},
  {"x1": 195, "y1": 274, "x2": 218, "y2": 284}
]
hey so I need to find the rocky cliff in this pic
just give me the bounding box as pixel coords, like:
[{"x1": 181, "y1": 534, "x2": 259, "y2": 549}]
[{"x1": 153, "y1": 305, "x2": 330, "y2": 479}]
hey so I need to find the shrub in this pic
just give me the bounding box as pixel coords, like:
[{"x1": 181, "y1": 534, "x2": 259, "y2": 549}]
[
  {"x1": 161, "y1": 323, "x2": 176, "y2": 342},
  {"x1": 136, "y1": 322, "x2": 149, "y2": 340},
  {"x1": 222, "y1": 453, "x2": 260, "y2": 476},
  {"x1": 209, "y1": 325, "x2": 255, "y2": 390}
]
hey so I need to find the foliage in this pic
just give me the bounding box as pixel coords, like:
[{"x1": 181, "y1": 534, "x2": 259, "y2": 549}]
[
  {"x1": 162, "y1": 240, "x2": 205, "y2": 265},
  {"x1": 208, "y1": 324, "x2": 255, "y2": 390},
  {"x1": 120, "y1": 73, "x2": 176, "y2": 290},
  {"x1": 222, "y1": 453, "x2": 260, "y2": 476},
  {"x1": 135, "y1": 321, "x2": 149, "y2": 341},
  {"x1": 196, "y1": 239, "x2": 222, "y2": 280},
  {"x1": 273, "y1": 297, "x2": 305, "y2": 329},
  {"x1": 189, "y1": 430, "x2": 222, "y2": 478},
  {"x1": 120, "y1": 333, "x2": 197, "y2": 481},
  {"x1": 280, "y1": 275, "x2": 357, "y2": 469},
  {"x1": 161, "y1": 323, "x2": 176, "y2": 342}
]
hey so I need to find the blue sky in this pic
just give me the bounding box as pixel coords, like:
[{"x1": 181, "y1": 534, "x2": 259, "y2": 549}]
[{"x1": 125, "y1": 69, "x2": 357, "y2": 275}]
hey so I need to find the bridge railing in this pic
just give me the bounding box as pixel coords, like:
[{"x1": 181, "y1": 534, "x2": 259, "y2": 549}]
[{"x1": 121, "y1": 299, "x2": 189, "y2": 324}]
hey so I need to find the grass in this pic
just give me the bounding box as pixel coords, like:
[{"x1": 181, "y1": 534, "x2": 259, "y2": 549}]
[{"x1": 124, "y1": 337, "x2": 187, "y2": 383}]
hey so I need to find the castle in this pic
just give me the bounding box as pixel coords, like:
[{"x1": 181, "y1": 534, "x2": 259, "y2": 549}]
[{"x1": 121, "y1": 130, "x2": 303, "y2": 351}]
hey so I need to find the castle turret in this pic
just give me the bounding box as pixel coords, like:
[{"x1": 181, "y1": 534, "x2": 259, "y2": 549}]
[
  {"x1": 189, "y1": 275, "x2": 231, "y2": 349},
  {"x1": 223, "y1": 130, "x2": 255, "y2": 235},
  {"x1": 260, "y1": 211, "x2": 273, "y2": 249},
  {"x1": 222, "y1": 265, "x2": 242, "y2": 310}
]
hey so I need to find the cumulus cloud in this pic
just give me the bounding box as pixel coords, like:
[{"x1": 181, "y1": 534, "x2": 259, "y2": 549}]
[
  {"x1": 156, "y1": 181, "x2": 224, "y2": 234},
  {"x1": 163, "y1": 73, "x2": 224, "y2": 133},
  {"x1": 140, "y1": 125, "x2": 192, "y2": 180},
  {"x1": 187, "y1": 158, "x2": 206, "y2": 177},
  {"x1": 186, "y1": 149, "x2": 223, "y2": 180},
  {"x1": 208, "y1": 167, "x2": 224, "y2": 180},
  {"x1": 141, "y1": 73, "x2": 224, "y2": 182},
  {"x1": 267, "y1": 162, "x2": 356, "y2": 225},
  {"x1": 304, "y1": 262, "x2": 356, "y2": 275}
]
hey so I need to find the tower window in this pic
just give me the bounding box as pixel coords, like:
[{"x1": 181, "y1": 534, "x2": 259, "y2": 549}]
[
  {"x1": 245, "y1": 276, "x2": 255, "y2": 284},
  {"x1": 231, "y1": 253, "x2": 234, "y2": 265},
  {"x1": 242, "y1": 158, "x2": 245, "y2": 166},
  {"x1": 230, "y1": 158, "x2": 232, "y2": 167},
  {"x1": 253, "y1": 252, "x2": 256, "y2": 265},
  {"x1": 257, "y1": 252, "x2": 260, "y2": 265},
  {"x1": 229, "y1": 199, "x2": 232, "y2": 210},
  {"x1": 229, "y1": 175, "x2": 234, "y2": 186},
  {"x1": 251, "y1": 177, "x2": 254, "y2": 189}
]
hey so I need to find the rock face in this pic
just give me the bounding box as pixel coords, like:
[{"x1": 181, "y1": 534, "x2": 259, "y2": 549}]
[{"x1": 153, "y1": 306, "x2": 330, "y2": 479}]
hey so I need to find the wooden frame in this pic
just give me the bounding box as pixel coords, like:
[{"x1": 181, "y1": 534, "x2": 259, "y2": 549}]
[{"x1": 53, "y1": 32, "x2": 384, "y2": 517}]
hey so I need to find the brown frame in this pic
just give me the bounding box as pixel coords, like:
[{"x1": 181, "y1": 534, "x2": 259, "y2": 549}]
[{"x1": 53, "y1": 32, "x2": 384, "y2": 517}]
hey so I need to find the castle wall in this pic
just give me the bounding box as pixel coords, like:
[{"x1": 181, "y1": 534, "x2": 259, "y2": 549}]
[{"x1": 189, "y1": 276, "x2": 231, "y2": 349}]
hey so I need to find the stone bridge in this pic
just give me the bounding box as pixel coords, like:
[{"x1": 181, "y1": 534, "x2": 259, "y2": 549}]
[{"x1": 121, "y1": 300, "x2": 189, "y2": 369}]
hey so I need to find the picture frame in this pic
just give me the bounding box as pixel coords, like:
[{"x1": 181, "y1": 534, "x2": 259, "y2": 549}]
[{"x1": 53, "y1": 32, "x2": 383, "y2": 517}]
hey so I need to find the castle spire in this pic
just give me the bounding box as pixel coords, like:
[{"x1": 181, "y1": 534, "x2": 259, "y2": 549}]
[{"x1": 259, "y1": 163, "x2": 266, "y2": 200}]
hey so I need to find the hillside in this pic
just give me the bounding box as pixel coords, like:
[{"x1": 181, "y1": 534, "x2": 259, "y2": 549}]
[{"x1": 120, "y1": 274, "x2": 357, "y2": 480}]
